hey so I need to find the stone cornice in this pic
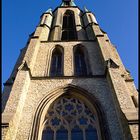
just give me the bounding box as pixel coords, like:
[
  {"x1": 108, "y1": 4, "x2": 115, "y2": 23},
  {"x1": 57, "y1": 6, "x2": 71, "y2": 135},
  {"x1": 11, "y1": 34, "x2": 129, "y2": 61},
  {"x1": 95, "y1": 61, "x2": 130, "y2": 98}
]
[
  {"x1": 40, "y1": 39, "x2": 97, "y2": 43},
  {"x1": 30, "y1": 75, "x2": 106, "y2": 80}
]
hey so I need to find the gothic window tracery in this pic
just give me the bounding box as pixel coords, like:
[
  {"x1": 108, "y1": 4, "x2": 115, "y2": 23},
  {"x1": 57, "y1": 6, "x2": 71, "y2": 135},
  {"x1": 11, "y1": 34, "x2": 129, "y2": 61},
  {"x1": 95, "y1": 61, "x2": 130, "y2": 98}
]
[
  {"x1": 41, "y1": 97, "x2": 98, "y2": 140},
  {"x1": 61, "y1": 10, "x2": 77, "y2": 41},
  {"x1": 50, "y1": 47, "x2": 63, "y2": 76}
]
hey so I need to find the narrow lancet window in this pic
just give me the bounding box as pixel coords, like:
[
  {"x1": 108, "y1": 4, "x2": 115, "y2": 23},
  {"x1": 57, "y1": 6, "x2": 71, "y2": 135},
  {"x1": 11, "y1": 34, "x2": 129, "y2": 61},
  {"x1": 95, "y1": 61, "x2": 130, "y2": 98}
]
[
  {"x1": 88, "y1": 15, "x2": 93, "y2": 23},
  {"x1": 50, "y1": 47, "x2": 63, "y2": 76},
  {"x1": 74, "y1": 47, "x2": 87, "y2": 76},
  {"x1": 86, "y1": 125, "x2": 98, "y2": 140},
  {"x1": 42, "y1": 127, "x2": 54, "y2": 140},
  {"x1": 56, "y1": 127, "x2": 68, "y2": 140},
  {"x1": 61, "y1": 10, "x2": 77, "y2": 41},
  {"x1": 72, "y1": 126, "x2": 83, "y2": 140}
]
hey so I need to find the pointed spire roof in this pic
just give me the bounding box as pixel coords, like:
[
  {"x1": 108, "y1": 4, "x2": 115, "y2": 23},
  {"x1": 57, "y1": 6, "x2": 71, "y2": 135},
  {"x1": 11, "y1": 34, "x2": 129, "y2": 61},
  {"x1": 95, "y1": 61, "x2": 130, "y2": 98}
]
[
  {"x1": 61, "y1": 0, "x2": 76, "y2": 6},
  {"x1": 45, "y1": 8, "x2": 52, "y2": 14},
  {"x1": 84, "y1": 6, "x2": 89, "y2": 12}
]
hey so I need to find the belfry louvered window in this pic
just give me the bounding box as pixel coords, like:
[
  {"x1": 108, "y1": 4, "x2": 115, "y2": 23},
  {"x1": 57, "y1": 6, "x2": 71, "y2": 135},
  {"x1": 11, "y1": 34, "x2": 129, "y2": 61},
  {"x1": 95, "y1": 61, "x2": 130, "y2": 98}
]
[
  {"x1": 41, "y1": 97, "x2": 98, "y2": 140},
  {"x1": 61, "y1": 10, "x2": 77, "y2": 41},
  {"x1": 50, "y1": 47, "x2": 63, "y2": 76},
  {"x1": 74, "y1": 47, "x2": 87, "y2": 76}
]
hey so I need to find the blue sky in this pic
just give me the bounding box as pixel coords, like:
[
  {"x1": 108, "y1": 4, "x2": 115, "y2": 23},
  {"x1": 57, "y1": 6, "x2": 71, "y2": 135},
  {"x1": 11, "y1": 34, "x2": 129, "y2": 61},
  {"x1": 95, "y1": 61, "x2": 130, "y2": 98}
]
[{"x1": 2, "y1": 0, "x2": 138, "y2": 88}]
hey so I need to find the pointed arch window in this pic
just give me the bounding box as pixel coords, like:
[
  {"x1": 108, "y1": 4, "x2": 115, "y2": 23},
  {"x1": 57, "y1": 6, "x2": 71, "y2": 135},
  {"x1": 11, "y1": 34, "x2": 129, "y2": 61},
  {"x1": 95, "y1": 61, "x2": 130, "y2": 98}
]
[
  {"x1": 74, "y1": 46, "x2": 87, "y2": 76},
  {"x1": 41, "y1": 97, "x2": 99, "y2": 140},
  {"x1": 61, "y1": 10, "x2": 77, "y2": 41},
  {"x1": 88, "y1": 15, "x2": 93, "y2": 23},
  {"x1": 50, "y1": 47, "x2": 63, "y2": 76}
]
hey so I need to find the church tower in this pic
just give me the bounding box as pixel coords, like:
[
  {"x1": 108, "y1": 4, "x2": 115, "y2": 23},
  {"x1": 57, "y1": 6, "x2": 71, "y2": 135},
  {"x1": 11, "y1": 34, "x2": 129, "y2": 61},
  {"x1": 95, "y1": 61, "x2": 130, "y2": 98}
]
[{"x1": 2, "y1": 0, "x2": 138, "y2": 139}]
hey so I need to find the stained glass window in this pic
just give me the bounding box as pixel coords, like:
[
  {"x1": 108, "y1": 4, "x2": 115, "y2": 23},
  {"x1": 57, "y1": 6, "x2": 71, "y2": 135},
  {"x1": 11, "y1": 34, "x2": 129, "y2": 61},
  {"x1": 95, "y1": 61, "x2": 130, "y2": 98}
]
[
  {"x1": 86, "y1": 125, "x2": 98, "y2": 140},
  {"x1": 72, "y1": 126, "x2": 83, "y2": 140},
  {"x1": 41, "y1": 97, "x2": 98, "y2": 140},
  {"x1": 42, "y1": 127, "x2": 54, "y2": 140},
  {"x1": 56, "y1": 127, "x2": 68, "y2": 140}
]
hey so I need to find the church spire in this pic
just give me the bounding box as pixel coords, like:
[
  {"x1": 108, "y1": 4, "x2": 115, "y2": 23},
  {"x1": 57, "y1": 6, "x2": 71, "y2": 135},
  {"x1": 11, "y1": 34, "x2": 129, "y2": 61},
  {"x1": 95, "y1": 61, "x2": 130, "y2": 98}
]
[{"x1": 61, "y1": 0, "x2": 76, "y2": 6}]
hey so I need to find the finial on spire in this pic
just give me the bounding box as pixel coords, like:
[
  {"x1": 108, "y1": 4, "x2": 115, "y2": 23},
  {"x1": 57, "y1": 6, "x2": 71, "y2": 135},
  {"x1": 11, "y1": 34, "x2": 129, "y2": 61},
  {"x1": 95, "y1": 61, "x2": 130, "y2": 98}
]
[
  {"x1": 61, "y1": 0, "x2": 76, "y2": 6},
  {"x1": 84, "y1": 6, "x2": 89, "y2": 12}
]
